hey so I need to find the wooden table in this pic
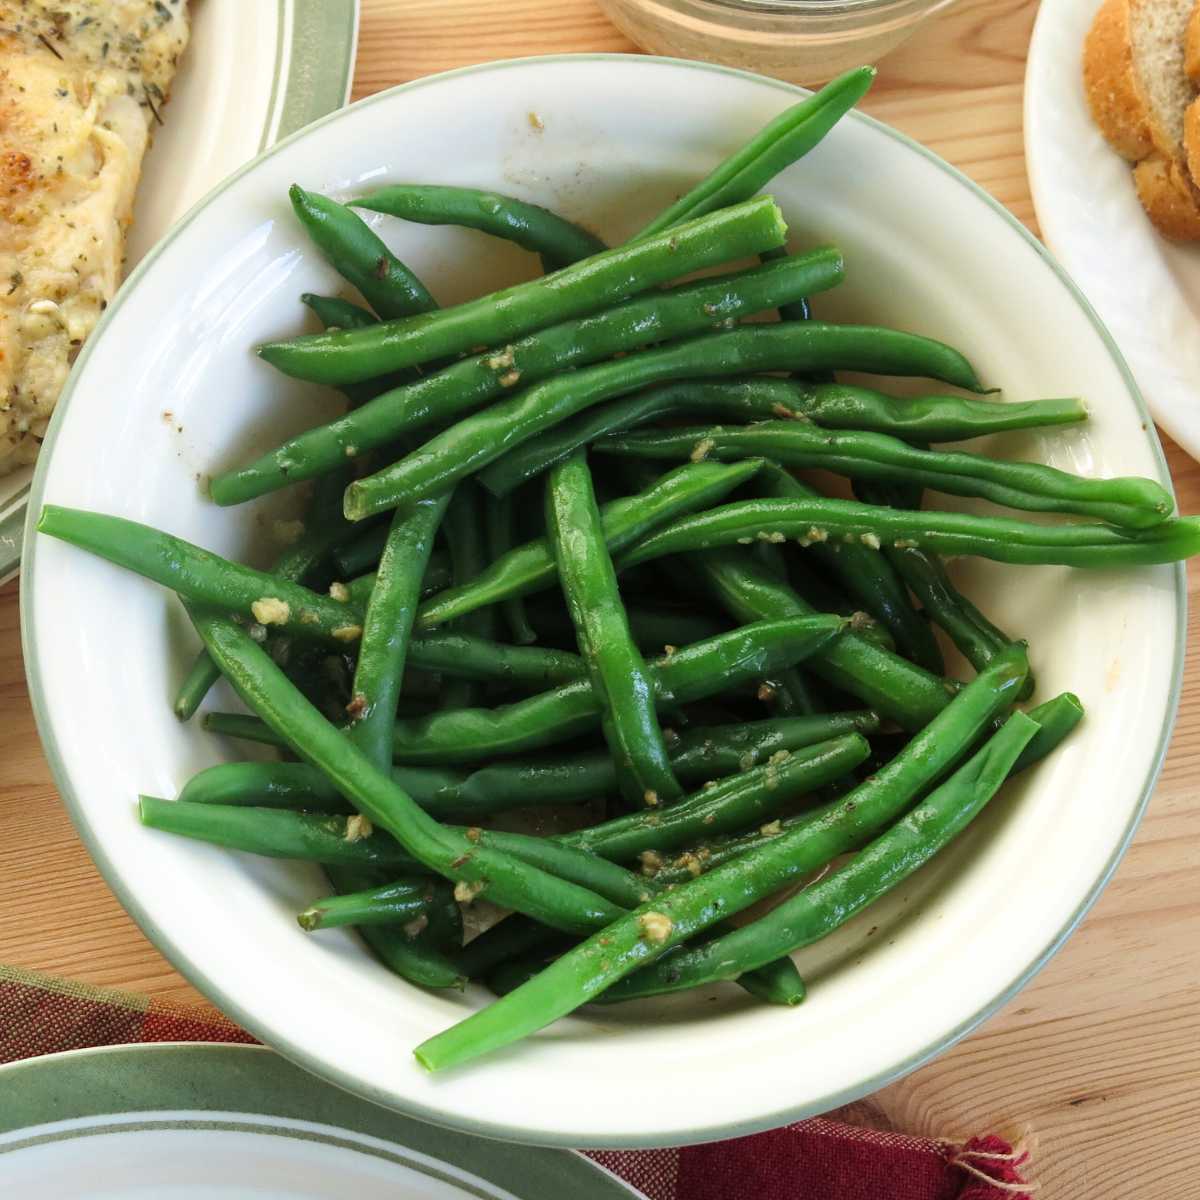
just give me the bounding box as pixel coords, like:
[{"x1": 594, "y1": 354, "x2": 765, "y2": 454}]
[{"x1": 2, "y1": 0, "x2": 1197, "y2": 1191}]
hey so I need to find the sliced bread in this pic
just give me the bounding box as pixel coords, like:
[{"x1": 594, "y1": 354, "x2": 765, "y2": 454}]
[{"x1": 1084, "y1": 0, "x2": 1200, "y2": 238}]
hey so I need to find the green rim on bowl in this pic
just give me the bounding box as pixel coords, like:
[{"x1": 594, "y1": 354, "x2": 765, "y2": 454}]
[
  {"x1": 19, "y1": 54, "x2": 1185, "y2": 1148},
  {"x1": 0, "y1": 0, "x2": 358, "y2": 585},
  {"x1": 0, "y1": 1043, "x2": 634, "y2": 1197}
]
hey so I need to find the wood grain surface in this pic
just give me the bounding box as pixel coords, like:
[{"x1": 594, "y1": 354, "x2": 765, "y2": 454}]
[{"x1": 2, "y1": 0, "x2": 1197, "y2": 1192}]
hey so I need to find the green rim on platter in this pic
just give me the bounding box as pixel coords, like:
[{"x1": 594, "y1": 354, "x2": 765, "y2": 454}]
[
  {"x1": 0, "y1": 1043, "x2": 634, "y2": 1197},
  {"x1": 20, "y1": 54, "x2": 1185, "y2": 1147},
  {"x1": 0, "y1": 0, "x2": 358, "y2": 585}
]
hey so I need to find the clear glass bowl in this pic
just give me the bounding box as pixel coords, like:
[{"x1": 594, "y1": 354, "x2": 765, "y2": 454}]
[{"x1": 596, "y1": 0, "x2": 961, "y2": 85}]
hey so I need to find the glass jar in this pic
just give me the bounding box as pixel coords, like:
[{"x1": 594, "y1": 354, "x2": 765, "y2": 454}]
[{"x1": 596, "y1": 0, "x2": 961, "y2": 85}]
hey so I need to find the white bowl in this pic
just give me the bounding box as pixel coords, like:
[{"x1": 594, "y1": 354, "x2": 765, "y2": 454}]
[{"x1": 22, "y1": 55, "x2": 1183, "y2": 1148}]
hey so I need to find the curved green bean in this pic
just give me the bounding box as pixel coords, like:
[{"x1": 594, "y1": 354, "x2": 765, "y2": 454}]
[
  {"x1": 680, "y1": 545, "x2": 951, "y2": 730},
  {"x1": 289, "y1": 185, "x2": 437, "y2": 320},
  {"x1": 345, "y1": 324, "x2": 984, "y2": 519},
  {"x1": 547, "y1": 452, "x2": 682, "y2": 807},
  {"x1": 352, "y1": 184, "x2": 605, "y2": 266},
  {"x1": 38, "y1": 506, "x2": 365, "y2": 646},
  {"x1": 386, "y1": 615, "x2": 844, "y2": 763},
  {"x1": 300, "y1": 293, "x2": 377, "y2": 331},
  {"x1": 298, "y1": 876, "x2": 441, "y2": 931},
  {"x1": 598, "y1": 421, "x2": 1173, "y2": 530},
  {"x1": 559, "y1": 733, "x2": 869, "y2": 861},
  {"x1": 615, "y1": 497, "x2": 1200, "y2": 569},
  {"x1": 485, "y1": 493, "x2": 537, "y2": 645}
]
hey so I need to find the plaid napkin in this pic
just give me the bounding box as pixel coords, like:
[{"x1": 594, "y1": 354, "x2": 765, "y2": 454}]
[{"x1": 0, "y1": 964, "x2": 1032, "y2": 1198}]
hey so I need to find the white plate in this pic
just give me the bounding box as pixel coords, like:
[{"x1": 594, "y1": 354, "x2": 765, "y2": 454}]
[
  {"x1": 0, "y1": 0, "x2": 359, "y2": 583},
  {"x1": 22, "y1": 55, "x2": 1183, "y2": 1147},
  {"x1": 1025, "y1": 0, "x2": 1200, "y2": 459},
  {"x1": 0, "y1": 1044, "x2": 637, "y2": 1198}
]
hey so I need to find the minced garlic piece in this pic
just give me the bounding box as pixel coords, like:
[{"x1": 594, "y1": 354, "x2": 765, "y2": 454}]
[
  {"x1": 454, "y1": 879, "x2": 485, "y2": 904},
  {"x1": 643, "y1": 790, "x2": 659, "y2": 808},
  {"x1": 760, "y1": 820, "x2": 783, "y2": 836},
  {"x1": 689, "y1": 437, "x2": 715, "y2": 462},
  {"x1": 328, "y1": 581, "x2": 350, "y2": 602},
  {"x1": 332, "y1": 624, "x2": 363, "y2": 643},
  {"x1": 403, "y1": 915, "x2": 429, "y2": 940},
  {"x1": 860, "y1": 532, "x2": 882, "y2": 550},
  {"x1": 499, "y1": 369, "x2": 522, "y2": 387},
  {"x1": 344, "y1": 814, "x2": 373, "y2": 842},
  {"x1": 638, "y1": 911, "x2": 673, "y2": 943},
  {"x1": 251, "y1": 597, "x2": 290, "y2": 626},
  {"x1": 485, "y1": 346, "x2": 515, "y2": 370}
]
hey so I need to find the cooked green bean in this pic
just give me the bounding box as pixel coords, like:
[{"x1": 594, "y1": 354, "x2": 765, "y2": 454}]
[
  {"x1": 559, "y1": 734, "x2": 868, "y2": 861},
  {"x1": 300, "y1": 293, "x2": 377, "y2": 331},
  {"x1": 139, "y1": 796, "x2": 421, "y2": 870},
  {"x1": 214, "y1": 251, "x2": 841, "y2": 505},
  {"x1": 289, "y1": 185, "x2": 437, "y2": 320},
  {"x1": 486, "y1": 493, "x2": 537, "y2": 645},
  {"x1": 679, "y1": 546, "x2": 951, "y2": 730},
  {"x1": 173, "y1": 467, "x2": 357, "y2": 720},
  {"x1": 616, "y1": 497, "x2": 1200, "y2": 569},
  {"x1": 345, "y1": 324, "x2": 985, "y2": 520},
  {"x1": 646, "y1": 689, "x2": 1083, "y2": 887},
  {"x1": 602, "y1": 712, "x2": 1039, "y2": 1002},
  {"x1": 546, "y1": 452, "x2": 683, "y2": 807},
  {"x1": 39, "y1": 507, "x2": 365, "y2": 646},
  {"x1": 258, "y1": 196, "x2": 788, "y2": 386},
  {"x1": 407, "y1": 633, "x2": 584, "y2": 689},
  {"x1": 349, "y1": 494, "x2": 450, "y2": 765},
  {"x1": 187, "y1": 610, "x2": 625, "y2": 934},
  {"x1": 599, "y1": 421, "x2": 1173, "y2": 530},
  {"x1": 413, "y1": 650, "x2": 1027, "y2": 1070},
  {"x1": 384, "y1": 616, "x2": 843, "y2": 764},
  {"x1": 184, "y1": 712, "x2": 878, "y2": 816},
  {"x1": 525, "y1": 600, "x2": 726, "y2": 655},
  {"x1": 352, "y1": 184, "x2": 605, "y2": 266},
  {"x1": 756, "y1": 463, "x2": 943, "y2": 675},
  {"x1": 634, "y1": 67, "x2": 875, "y2": 239},
  {"x1": 298, "y1": 876, "x2": 440, "y2": 931},
  {"x1": 324, "y1": 864, "x2": 465, "y2": 990},
  {"x1": 418, "y1": 460, "x2": 762, "y2": 631}
]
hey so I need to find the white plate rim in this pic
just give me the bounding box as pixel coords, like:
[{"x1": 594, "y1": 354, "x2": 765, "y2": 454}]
[
  {"x1": 18, "y1": 52, "x2": 1186, "y2": 1147},
  {"x1": 0, "y1": 1042, "x2": 637, "y2": 1198},
  {"x1": 0, "y1": 0, "x2": 360, "y2": 584}
]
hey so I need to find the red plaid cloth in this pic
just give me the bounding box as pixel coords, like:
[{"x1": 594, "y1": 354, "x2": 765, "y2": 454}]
[{"x1": 0, "y1": 964, "x2": 1032, "y2": 1198}]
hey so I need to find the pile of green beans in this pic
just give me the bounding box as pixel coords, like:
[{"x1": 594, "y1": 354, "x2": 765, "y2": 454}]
[{"x1": 40, "y1": 66, "x2": 1197, "y2": 1071}]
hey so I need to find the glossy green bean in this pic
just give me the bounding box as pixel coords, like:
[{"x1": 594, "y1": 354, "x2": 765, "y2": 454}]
[
  {"x1": 215, "y1": 252, "x2": 841, "y2": 505},
  {"x1": 441, "y1": 483, "x2": 498, "y2": 709},
  {"x1": 598, "y1": 421, "x2": 1173, "y2": 530},
  {"x1": 615, "y1": 497, "x2": 1200, "y2": 569},
  {"x1": 289, "y1": 186, "x2": 437, "y2": 320},
  {"x1": 558, "y1": 734, "x2": 869, "y2": 862},
  {"x1": 345, "y1": 324, "x2": 984, "y2": 519},
  {"x1": 756, "y1": 463, "x2": 944, "y2": 675},
  {"x1": 646, "y1": 690, "x2": 1083, "y2": 887},
  {"x1": 634, "y1": 67, "x2": 875, "y2": 238},
  {"x1": 385, "y1": 616, "x2": 845, "y2": 763},
  {"x1": 298, "y1": 876, "x2": 438, "y2": 931},
  {"x1": 187, "y1": 610, "x2": 624, "y2": 934},
  {"x1": 38, "y1": 506, "x2": 365, "y2": 646},
  {"x1": 258, "y1": 196, "x2": 788, "y2": 386},
  {"x1": 349, "y1": 494, "x2": 450, "y2": 765},
  {"x1": 183, "y1": 712, "x2": 878, "y2": 816},
  {"x1": 352, "y1": 184, "x2": 605, "y2": 266},
  {"x1": 324, "y1": 864, "x2": 465, "y2": 990},
  {"x1": 547, "y1": 453, "x2": 683, "y2": 807},
  {"x1": 602, "y1": 713, "x2": 1039, "y2": 1001},
  {"x1": 413, "y1": 650, "x2": 1027, "y2": 1070},
  {"x1": 679, "y1": 545, "x2": 951, "y2": 730},
  {"x1": 300, "y1": 293, "x2": 377, "y2": 331},
  {"x1": 417, "y1": 460, "x2": 762, "y2": 630}
]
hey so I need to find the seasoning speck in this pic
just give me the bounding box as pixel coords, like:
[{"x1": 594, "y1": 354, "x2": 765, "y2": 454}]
[
  {"x1": 251, "y1": 597, "x2": 290, "y2": 626},
  {"x1": 344, "y1": 814, "x2": 373, "y2": 842},
  {"x1": 638, "y1": 911, "x2": 673, "y2": 943},
  {"x1": 332, "y1": 624, "x2": 363, "y2": 643}
]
